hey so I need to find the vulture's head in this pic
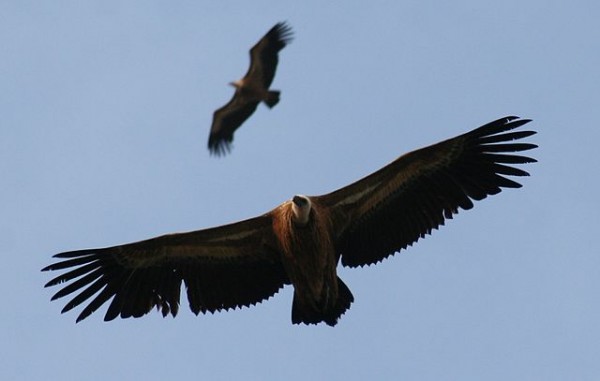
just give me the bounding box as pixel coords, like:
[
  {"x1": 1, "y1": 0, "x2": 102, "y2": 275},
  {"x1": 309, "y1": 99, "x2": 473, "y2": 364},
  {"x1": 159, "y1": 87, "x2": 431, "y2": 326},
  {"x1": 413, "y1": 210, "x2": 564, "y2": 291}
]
[{"x1": 291, "y1": 195, "x2": 312, "y2": 226}]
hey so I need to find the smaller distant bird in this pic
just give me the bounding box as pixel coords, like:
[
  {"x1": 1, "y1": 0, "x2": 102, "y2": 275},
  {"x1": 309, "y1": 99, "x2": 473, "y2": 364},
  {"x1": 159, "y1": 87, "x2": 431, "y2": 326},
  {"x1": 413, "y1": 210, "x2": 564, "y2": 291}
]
[{"x1": 208, "y1": 22, "x2": 293, "y2": 156}]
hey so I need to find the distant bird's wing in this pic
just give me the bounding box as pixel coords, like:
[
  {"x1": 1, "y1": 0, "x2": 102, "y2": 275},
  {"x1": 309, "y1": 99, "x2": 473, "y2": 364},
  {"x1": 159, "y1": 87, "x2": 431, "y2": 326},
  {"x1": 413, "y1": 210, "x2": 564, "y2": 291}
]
[
  {"x1": 245, "y1": 22, "x2": 293, "y2": 89},
  {"x1": 208, "y1": 96, "x2": 260, "y2": 156},
  {"x1": 315, "y1": 116, "x2": 537, "y2": 267},
  {"x1": 42, "y1": 215, "x2": 288, "y2": 322}
]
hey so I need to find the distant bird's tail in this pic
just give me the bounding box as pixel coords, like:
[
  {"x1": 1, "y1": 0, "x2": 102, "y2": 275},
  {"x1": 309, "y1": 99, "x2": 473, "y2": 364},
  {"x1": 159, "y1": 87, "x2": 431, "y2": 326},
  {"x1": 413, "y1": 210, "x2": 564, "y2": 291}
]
[
  {"x1": 291, "y1": 276, "x2": 354, "y2": 327},
  {"x1": 264, "y1": 90, "x2": 280, "y2": 108}
]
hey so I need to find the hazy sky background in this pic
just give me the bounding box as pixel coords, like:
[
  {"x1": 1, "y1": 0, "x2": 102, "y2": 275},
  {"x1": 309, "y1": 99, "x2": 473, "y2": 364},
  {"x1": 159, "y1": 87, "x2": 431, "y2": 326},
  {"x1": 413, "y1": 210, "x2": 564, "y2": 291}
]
[{"x1": 2, "y1": 1, "x2": 599, "y2": 380}]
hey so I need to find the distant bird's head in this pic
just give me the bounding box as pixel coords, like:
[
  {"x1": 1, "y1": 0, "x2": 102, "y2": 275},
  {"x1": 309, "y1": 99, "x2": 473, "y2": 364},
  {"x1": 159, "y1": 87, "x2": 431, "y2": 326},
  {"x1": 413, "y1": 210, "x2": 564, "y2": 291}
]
[
  {"x1": 291, "y1": 195, "x2": 312, "y2": 226},
  {"x1": 228, "y1": 79, "x2": 244, "y2": 89}
]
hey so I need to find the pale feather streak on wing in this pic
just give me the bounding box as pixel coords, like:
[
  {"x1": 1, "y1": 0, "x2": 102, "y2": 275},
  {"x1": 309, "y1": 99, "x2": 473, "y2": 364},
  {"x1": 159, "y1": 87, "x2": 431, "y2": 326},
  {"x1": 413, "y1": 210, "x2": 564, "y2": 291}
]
[
  {"x1": 320, "y1": 116, "x2": 537, "y2": 267},
  {"x1": 42, "y1": 216, "x2": 289, "y2": 322}
]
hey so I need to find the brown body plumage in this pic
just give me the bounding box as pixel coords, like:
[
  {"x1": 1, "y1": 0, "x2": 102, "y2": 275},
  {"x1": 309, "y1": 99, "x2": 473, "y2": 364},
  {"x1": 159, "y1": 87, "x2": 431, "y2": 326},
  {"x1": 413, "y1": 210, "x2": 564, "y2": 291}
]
[
  {"x1": 43, "y1": 116, "x2": 537, "y2": 326},
  {"x1": 273, "y1": 197, "x2": 353, "y2": 325}
]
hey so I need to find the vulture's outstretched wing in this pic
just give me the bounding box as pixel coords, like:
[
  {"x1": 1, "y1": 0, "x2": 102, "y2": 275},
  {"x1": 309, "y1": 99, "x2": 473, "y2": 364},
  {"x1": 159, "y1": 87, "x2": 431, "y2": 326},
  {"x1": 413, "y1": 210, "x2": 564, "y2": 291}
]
[
  {"x1": 245, "y1": 22, "x2": 293, "y2": 89},
  {"x1": 42, "y1": 215, "x2": 288, "y2": 322},
  {"x1": 315, "y1": 116, "x2": 537, "y2": 267},
  {"x1": 208, "y1": 98, "x2": 259, "y2": 156}
]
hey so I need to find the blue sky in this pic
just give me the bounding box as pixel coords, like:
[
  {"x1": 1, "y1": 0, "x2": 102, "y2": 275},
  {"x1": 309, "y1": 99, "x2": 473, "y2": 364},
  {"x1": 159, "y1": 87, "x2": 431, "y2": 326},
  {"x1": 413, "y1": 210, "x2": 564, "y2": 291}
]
[{"x1": 2, "y1": 1, "x2": 599, "y2": 380}]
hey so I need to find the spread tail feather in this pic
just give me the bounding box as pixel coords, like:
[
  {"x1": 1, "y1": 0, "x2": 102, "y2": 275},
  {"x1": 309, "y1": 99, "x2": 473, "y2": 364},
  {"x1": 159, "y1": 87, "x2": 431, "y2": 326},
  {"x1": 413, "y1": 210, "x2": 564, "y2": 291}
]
[
  {"x1": 264, "y1": 90, "x2": 280, "y2": 108},
  {"x1": 291, "y1": 277, "x2": 354, "y2": 327}
]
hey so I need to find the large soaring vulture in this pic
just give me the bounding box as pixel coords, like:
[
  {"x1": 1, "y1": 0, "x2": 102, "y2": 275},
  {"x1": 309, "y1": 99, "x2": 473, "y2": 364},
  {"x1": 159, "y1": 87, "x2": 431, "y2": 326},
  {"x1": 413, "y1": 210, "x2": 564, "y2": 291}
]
[
  {"x1": 43, "y1": 116, "x2": 537, "y2": 326},
  {"x1": 208, "y1": 22, "x2": 293, "y2": 156}
]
